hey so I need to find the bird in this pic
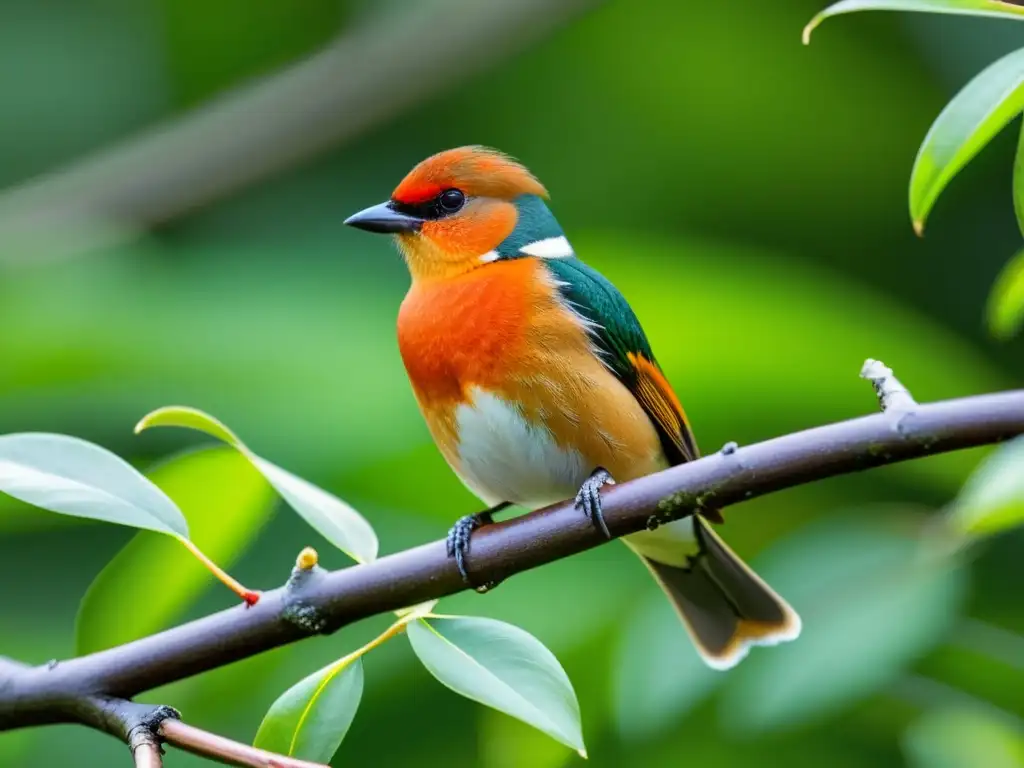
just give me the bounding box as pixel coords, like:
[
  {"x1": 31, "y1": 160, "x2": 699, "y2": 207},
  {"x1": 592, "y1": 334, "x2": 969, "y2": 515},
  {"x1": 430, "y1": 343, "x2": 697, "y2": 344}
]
[{"x1": 343, "y1": 146, "x2": 801, "y2": 669}]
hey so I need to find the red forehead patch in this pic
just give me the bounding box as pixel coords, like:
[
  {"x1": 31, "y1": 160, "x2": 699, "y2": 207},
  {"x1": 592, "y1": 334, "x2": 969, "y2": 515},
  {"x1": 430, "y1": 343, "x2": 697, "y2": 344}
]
[{"x1": 391, "y1": 146, "x2": 547, "y2": 204}]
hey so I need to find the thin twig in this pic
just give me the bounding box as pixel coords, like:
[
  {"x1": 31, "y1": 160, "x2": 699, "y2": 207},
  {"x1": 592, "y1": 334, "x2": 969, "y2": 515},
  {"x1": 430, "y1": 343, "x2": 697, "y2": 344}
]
[
  {"x1": 133, "y1": 742, "x2": 163, "y2": 768},
  {"x1": 861, "y1": 358, "x2": 918, "y2": 412},
  {"x1": 0, "y1": 0, "x2": 602, "y2": 264},
  {"x1": 0, "y1": 384, "x2": 1020, "y2": 728},
  {"x1": 159, "y1": 719, "x2": 328, "y2": 768}
]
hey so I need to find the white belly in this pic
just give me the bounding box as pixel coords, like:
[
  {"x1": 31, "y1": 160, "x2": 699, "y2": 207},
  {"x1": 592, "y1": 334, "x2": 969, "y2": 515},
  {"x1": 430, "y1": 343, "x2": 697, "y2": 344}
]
[{"x1": 454, "y1": 388, "x2": 589, "y2": 510}]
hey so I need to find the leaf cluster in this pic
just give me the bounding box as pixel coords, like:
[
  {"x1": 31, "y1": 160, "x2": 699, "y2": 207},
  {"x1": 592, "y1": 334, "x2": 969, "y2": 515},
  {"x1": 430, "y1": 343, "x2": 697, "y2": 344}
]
[{"x1": 807, "y1": 0, "x2": 1024, "y2": 338}]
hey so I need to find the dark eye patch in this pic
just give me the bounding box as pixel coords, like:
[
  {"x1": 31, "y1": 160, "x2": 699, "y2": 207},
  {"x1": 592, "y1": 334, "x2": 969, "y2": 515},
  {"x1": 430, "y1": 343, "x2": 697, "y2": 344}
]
[{"x1": 390, "y1": 188, "x2": 466, "y2": 220}]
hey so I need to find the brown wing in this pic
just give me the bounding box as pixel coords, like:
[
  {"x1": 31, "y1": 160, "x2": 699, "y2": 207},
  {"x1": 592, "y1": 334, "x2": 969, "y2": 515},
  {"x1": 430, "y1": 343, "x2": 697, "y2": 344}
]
[
  {"x1": 626, "y1": 352, "x2": 724, "y2": 523},
  {"x1": 626, "y1": 352, "x2": 700, "y2": 465}
]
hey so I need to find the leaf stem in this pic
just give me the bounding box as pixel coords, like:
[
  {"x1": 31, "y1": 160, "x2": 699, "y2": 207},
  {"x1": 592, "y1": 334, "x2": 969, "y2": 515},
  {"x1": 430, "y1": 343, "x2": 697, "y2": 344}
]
[{"x1": 177, "y1": 536, "x2": 260, "y2": 606}]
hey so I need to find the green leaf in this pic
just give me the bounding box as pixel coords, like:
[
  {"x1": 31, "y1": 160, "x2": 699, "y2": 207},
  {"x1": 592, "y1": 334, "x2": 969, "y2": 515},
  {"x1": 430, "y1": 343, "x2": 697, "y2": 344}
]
[
  {"x1": 804, "y1": 1, "x2": 1024, "y2": 45},
  {"x1": 1014, "y1": 120, "x2": 1024, "y2": 239},
  {"x1": 948, "y1": 436, "x2": 1024, "y2": 536},
  {"x1": 903, "y1": 705, "x2": 1024, "y2": 768},
  {"x1": 136, "y1": 405, "x2": 378, "y2": 563},
  {"x1": 611, "y1": 589, "x2": 723, "y2": 741},
  {"x1": 719, "y1": 515, "x2": 968, "y2": 734},
  {"x1": 407, "y1": 615, "x2": 586, "y2": 756},
  {"x1": 0, "y1": 432, "x2": 187, "y2": 536},
  {"x1": 253, "y1": 656, "x2": 364, "y2": 763},
  {"x1": 75, "y1": 445, "x2": 275, "y2": 655},
  {"x1": 252, "y1": 601, "x2": 435, "y2": 762},
  {"x1": 987, "y1": 248, "x2": 1024, "y2": 339},
  {"x1": 910, "y1": 47, "x2": 1024, "y2": 234}
]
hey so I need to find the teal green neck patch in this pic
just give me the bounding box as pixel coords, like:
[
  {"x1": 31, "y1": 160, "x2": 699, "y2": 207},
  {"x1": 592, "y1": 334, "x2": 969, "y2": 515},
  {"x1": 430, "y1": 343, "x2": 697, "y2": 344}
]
[{"x1": 495, "y1": 195, "x2": 566, "y2": 259}]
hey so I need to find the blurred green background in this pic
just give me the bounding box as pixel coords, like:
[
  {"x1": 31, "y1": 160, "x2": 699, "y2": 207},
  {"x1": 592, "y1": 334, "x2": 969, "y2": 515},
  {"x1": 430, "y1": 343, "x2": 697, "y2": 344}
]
[{"x1": 1, "y1": 0, "x2": 1023, "y2": 766}]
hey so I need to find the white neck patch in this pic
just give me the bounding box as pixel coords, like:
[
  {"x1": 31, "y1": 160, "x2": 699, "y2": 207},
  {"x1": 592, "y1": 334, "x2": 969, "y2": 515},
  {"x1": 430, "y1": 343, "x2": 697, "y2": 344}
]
[{"x1": 519, "y1": 235, "x2": 574, "y2": 259}]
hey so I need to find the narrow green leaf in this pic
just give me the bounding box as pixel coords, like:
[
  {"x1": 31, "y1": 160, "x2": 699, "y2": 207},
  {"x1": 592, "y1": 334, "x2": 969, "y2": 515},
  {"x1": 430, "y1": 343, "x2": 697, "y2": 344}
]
[
  {"x1": 611, "y1": 590, "x2": 723, "y2": 741},
  {"x1": 0, "y1": 432, "x2": 187, "y2": 536},
  {"x1": 719, "y1": 515, "x2": 968, "y2": 734},
  {"x1": 987, "y1": 249, "x2": 1024, "y2": 339},
  {"x1": 74, "y1": 445, "x2": 275, "y2": 655},
  {"x1": 949, "y1": 436, "x2": 1024, "y2": 536},
  {"x1": 1013, "y1": 120, "x2": 1024, "y2": 238},
  {"x1": 253, "y1": 656, "x2": 364, "y2": 763},
  {"x1": 407, "y1": 615, "x2": 586, "y2": 756},
  {"x1": 804, "y1": 1, "x2": 1024, "y2": 45},
  {"x1": 136, "y1": 405, "x2": 378, "y2": 563},
  {"x1": 903, "y1": 705, "x2": 1024, "y2": 768},
  {"x1": 910, "y1": 48, "x2": 1024, "y2": 233}
]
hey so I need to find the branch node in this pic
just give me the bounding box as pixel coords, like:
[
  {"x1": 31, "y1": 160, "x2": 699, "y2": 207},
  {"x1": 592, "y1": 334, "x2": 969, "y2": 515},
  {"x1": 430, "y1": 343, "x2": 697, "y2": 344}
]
[
  {"x1": 126, "y1": 704, "x2": 180, "y2": 755},
  {"x1": 720, "y1": 441, "x2": 739, "y2": 455},
  {"x1": 283, "y1": 561, "x2": 331, "y2": 635},
  {"x1": 296, "y1": 546, "x2": 319, "y2": 571},
  {"x1": 282, "y1": 601, "x2": 330, "y2": 634},
  {"x1": 860, "y1": 358, "x2": 918, "y2": 413}
]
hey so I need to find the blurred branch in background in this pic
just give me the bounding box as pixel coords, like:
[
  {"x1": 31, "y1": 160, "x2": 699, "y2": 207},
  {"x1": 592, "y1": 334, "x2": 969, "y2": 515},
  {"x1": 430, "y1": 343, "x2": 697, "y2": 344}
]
[{"x1": 0, "y1": 0, "x2": 600, "y2": 266}]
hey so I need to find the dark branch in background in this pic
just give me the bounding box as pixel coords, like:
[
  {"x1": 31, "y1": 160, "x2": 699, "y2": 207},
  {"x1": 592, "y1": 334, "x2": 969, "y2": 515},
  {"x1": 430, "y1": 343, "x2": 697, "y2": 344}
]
[
  {"x1": 0, "y1": 364, "x2": 1022, "y2": 764},
  {"x1": 0, "y1": 0, "x2": 603, "y2": 264}
]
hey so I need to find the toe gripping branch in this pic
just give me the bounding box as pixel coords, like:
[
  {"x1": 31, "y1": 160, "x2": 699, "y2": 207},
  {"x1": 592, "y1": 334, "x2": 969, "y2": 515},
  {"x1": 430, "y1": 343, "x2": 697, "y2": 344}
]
[
  {"x1": 446, "y1": 502, "x2": 511, "y2": 593},
  {"x1": 446, "y1": 468, "x2": 617, "y2": 594},
  {"x1": 575, "y1": 466, "x2": 614, "y2": 539}
]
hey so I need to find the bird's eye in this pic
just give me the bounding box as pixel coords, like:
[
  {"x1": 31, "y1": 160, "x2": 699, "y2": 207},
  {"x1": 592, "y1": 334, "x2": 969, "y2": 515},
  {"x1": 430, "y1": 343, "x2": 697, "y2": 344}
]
[{"x1": 438, "y1": 189, "x2": 465, "y2": 214}]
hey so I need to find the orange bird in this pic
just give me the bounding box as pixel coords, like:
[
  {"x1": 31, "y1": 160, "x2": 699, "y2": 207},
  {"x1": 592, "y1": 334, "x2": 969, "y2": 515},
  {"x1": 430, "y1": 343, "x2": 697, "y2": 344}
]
[{"x1": 345, "y1": 146, "x2": 800, "y2": 669}]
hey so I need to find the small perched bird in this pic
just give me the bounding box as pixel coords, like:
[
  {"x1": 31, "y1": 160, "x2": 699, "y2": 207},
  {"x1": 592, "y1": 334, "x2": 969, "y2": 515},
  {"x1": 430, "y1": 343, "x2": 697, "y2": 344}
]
[{"x1": 344, "y1": 146, "x2": 800, "y2": 669}]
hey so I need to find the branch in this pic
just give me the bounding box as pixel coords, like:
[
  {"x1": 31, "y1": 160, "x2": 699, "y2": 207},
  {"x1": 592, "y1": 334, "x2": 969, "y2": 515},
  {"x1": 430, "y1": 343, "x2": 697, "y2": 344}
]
[
  {"x1": 861, "y1": 358, "x2": 918, "y2": 412},
  {"x1": 0, "y1": 0, "x2": 601, "y2": 264},
  {"x1": 159, "y1": 720, "x2": 328, "y2": 768},
  {"x1": 0, "y1": 377, "x2": 1020, "y2": 733},
  {"x1": 57, "y1": 695, "x2": 327, "y2": 768},
  {"x1": 134, "y1": 742, "x2": 162, "y2": 768}
]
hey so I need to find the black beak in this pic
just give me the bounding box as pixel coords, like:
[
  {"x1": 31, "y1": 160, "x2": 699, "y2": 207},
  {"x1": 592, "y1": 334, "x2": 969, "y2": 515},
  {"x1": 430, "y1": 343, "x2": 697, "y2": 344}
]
[{"x1": 343, "y1": 201, "x2": 423, "y2": 234}]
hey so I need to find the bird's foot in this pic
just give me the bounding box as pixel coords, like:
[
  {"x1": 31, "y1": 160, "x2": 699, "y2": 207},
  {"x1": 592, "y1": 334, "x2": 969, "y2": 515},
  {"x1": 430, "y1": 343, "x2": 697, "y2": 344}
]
[
  {"x1": 575, "y1": 467, "x2": 615, "y2": 539},
  {"x1": 446, "y1": 502, "x2": 510, "y2": 593}
]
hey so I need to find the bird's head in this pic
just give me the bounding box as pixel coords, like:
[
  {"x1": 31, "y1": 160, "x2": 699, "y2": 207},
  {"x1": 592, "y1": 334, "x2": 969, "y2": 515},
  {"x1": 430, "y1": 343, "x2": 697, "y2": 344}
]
[{"x1": 344, "y1": 146, "x2": 573, "y2": 281}]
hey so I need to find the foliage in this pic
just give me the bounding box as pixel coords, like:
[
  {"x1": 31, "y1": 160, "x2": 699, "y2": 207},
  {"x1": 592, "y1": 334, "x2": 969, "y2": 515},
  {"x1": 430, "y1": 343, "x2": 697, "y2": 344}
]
[
  {"x1": 1, "y1": 1, "x2": 1024, "y2": 766},
  {"x1": 76, "y1": 444, "x2": 275, "y2": 654},
  {"x1": 806, "y1": 0, "x2": 1024, "y2": 338},
  {"x1": 0, "y1": 410, "x2": 586, "y2": 764},
  {"x1": 2, "y1": 398, "x2": 1023, "y2": 761}
]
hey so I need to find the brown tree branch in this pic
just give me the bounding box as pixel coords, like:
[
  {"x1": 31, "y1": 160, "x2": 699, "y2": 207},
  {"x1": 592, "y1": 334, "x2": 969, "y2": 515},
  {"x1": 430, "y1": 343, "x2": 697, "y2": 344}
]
[
  {"x1": 158, "y1": 720, "x2": 328, "y2": 768},
  {"x1": 0, "y1": 363, "x2": 1022, "y2": 765},
  {"x1": 0, "y1": 0, "x2": 603, "y2": 264},
  {"x1": 133, "y1": 743, "x2": 163, "y2": 768}
]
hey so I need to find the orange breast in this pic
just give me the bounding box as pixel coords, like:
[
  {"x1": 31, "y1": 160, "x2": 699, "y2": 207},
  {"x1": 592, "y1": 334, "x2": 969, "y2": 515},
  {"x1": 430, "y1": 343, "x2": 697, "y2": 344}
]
[
  {"x1": 397, "y1": 259, "x2": 536, "y2": 408},
  {"x1": 396, "y1": 259, "x2": 667, "y2": 491}
]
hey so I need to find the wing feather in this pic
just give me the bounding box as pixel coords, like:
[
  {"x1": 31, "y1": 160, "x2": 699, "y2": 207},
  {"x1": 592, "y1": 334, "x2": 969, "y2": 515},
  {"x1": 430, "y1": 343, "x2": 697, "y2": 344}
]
[{"x1": 544, "y1": 257, "x2": 700, "y2": 466}]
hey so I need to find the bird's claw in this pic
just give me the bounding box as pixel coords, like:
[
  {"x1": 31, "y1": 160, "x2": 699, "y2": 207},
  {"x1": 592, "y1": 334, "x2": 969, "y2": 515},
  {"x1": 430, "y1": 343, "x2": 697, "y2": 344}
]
[
  {"x1": 575, "y1": 467, "x2": 615, "y2": 539},
  {"x1": 446, "y1": 508, "x2": 500, "y2": 593}
]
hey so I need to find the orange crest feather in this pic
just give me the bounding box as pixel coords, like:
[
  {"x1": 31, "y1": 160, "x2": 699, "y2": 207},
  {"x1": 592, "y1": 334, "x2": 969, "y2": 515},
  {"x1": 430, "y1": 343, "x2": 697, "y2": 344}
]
[{"x1": 392, "y1": 146, "x2": 548, "y2": 204}]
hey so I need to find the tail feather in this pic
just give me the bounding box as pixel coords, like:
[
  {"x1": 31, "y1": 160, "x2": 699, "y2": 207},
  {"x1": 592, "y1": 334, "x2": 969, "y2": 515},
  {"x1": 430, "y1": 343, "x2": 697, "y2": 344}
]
[{"x1": 636, "y1": 516, "x2": 801, "y2": 670}]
